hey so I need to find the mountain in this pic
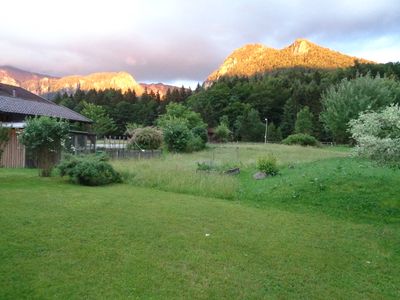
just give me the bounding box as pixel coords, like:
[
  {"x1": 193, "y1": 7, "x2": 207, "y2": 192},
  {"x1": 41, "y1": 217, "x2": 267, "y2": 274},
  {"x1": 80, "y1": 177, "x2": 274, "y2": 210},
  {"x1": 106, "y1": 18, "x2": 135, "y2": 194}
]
[
  {"x1": 0, "y1": 66, "x2": 180, "y2": 98},
  {"x1": 206, "y1": 39, "x2": 374, "y2": 83},
  {"x1": 140, "y1": 83, "x2": 182, "y2": 96},
  {"x1": 0, "y1": 66, "x2": 56, "y2": 88}
]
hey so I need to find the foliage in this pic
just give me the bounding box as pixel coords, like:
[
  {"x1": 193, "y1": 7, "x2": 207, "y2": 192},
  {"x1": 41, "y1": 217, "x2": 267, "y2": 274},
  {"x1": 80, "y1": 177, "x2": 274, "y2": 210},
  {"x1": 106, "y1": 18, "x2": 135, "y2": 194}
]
[
  {"x1": 158, "y1": 103, "x2": 207, "y2": 152},
  {"x1": 215, "y1": 122, "x2": 231, "y2": 142},
  {"x1": 54, "y1": 87, "x2": 193, "y2": 135},
  {"x1": 267, "y1": 122, "x2": 282, "y2": 142},
  {"x1": 157, "y1": 102, "x2": 206, "y2": 130},
  {"x1": 295, "y1": 106, "x2": 314, "y2": 135},
  {"x1": 282, "y1": 133, "x2": 319, "y2": 146},
  {"x1": 161, "y1": 118, "x2": 193, "y2": 152},
  {"x1": 51, "y1": 63, "x2": 400, "y2": 140},
  {"x1": 321, "y1": 74, "x2": 400, "y2": 143},
  {"x1": 186, "y1": 135, "x2": 206, "y2": 152},
  {"x1": 0, "y1": 125, "x2": 11, "y2": 161},
  {"x1": 58, "y1": 154, "x2": 122, "y2": 186},
  {"x1": 19, "y1": 117, "x2": 70, "y2": 176},
  {"x1": 125, "y1": 122, "x2": 141, "y2": 136},
  {"x1": 191, "y1": 126, "x2": 208, "y2": 144},
  {"x1": 234, "y1": 108, "x2": 265, "y2": 141},
  {"x1": 127, "y1": 127, "x2": 163, "y2": 150},
  {"x1": 81, "y1": 101, "x2": 117, "y2": 137},
  {"x1": 349, "y1": 104, "x2": 400, "y2": 167},
  {"x1": 256, "y1": 155, "x2": 279, "y2": 176}
]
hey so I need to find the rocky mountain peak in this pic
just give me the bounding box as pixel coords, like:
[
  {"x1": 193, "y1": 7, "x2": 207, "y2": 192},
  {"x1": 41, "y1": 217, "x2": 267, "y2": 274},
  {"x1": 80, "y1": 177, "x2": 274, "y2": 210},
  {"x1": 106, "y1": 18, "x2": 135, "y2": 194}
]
[
  {"x1": 289, "y1": 38, "x2": 314, "y2": 55},
  {"x1": 206, "y1": 38, "x2": 374, "y2": 82}
]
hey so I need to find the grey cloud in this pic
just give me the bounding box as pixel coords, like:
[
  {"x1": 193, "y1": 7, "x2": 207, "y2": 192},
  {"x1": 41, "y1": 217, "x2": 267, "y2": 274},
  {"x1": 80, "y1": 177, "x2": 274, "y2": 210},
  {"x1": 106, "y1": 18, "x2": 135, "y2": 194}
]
[{"x1": 1, "y1": 0, "x2": 399, "y2": 82}]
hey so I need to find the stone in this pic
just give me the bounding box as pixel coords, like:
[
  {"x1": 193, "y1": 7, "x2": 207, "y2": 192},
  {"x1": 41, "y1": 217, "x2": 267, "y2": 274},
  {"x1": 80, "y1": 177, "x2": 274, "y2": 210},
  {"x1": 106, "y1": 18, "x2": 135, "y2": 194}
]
[
  {"x1": 224, "y1": 168, "x2": 240, "y2": 175},
  {"x1": 253, "y1": 171, "x2": 266, "y2": 180}
]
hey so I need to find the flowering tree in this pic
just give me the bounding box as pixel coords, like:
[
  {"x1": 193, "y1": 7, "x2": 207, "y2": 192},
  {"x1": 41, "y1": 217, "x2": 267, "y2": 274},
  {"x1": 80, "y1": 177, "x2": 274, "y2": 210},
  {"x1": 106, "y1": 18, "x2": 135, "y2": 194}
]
[
  {"x1": 19, "y1": 117, "x2": 70, "y2": 176},
  {"x1": 349, "y1": 104, "x2": 400, "y2": 167}
]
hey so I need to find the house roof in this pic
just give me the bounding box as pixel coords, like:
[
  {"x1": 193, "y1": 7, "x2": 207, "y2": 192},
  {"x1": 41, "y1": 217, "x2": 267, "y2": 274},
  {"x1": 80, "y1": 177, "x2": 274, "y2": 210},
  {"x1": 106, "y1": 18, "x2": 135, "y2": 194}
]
[{"x1": 0, "y1": 83, "x2": 91, "y2": 123}]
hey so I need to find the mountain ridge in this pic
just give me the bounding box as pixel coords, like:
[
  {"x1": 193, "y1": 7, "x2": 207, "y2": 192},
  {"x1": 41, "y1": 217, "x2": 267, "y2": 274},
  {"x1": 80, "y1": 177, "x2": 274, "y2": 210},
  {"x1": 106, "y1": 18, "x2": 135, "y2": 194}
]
[
  {"x1": 206, "y1": 39, "x2": 374, "y2": 83},
  {"x1": 0, "y1": 66, "x2": 180, "y2": 98}
]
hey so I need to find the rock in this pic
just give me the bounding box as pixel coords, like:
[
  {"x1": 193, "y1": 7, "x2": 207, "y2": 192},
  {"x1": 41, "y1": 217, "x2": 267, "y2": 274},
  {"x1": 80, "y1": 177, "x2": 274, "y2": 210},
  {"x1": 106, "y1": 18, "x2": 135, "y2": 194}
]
[
  {"x1": 224, "y1": 168, "x2": 240, "y2": 175},
  {"x1": 253, "y1": 171, "x2": 266, "y2": 180}
]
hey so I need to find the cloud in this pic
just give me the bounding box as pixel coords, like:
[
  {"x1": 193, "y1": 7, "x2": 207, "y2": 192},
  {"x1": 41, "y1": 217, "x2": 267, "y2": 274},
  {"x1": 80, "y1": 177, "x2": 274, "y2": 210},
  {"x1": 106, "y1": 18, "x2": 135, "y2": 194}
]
[{"x1": 0, "y1": 0, "x2": 399, "y2": 84}]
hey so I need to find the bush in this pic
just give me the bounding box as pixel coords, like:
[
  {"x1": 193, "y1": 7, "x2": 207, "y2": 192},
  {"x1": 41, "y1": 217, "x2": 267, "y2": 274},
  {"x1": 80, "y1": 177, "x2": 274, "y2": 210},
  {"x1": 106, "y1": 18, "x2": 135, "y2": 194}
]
[
  {"x1": 215, "y1": 122, "x2": 231, "y2": 142},
  {"x1": 58, "y1": 154, "x2": 122, "y2": 186},
  {"x1": 257, "y1": 155, "x2": 279, "y2": 176},
  {"x1": 162, "y1": 118, "x2": 192, "y2": 152},
  {"x1": 127, "y1": 127, "x2": 163, "y2": 150},
  {"x1": 282, "y1": 133, "x2": 319, "y2": 146},
  {"x1": 191, "y1": 126, "x2": 208, "y2": 144},
  {"x1": 158, "y1": 103, "x2": 207, "y2": 152},
  {"x1": 349, "y1": 104, "x2": 400, "y2": 167}
]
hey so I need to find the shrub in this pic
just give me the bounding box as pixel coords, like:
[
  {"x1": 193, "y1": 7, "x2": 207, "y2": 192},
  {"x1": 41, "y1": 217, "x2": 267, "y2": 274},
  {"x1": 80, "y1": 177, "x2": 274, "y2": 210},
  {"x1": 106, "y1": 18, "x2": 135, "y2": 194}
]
[
  {"x1": 19, "y1": 117, "x2": 70, "y2": 177},
  {"x1": 158, "y1": 103, "x2": 207, "y2": 152},
  {"x1": 58, "y1": 154, "x2": 122, "y2": 186},
  {"x1": 191, "y1": 126, "x2": 208, "y2": 144},
  {"x1": 349, "y1": 104, "x2": 400, "y2": 167},
  {"x1": 162, "y1": 118, "x2": 192, "y2": 152},
  {"x1": 127, "y1": 127, "x2": 163, "y2": 150},
  {"x1": 257, "y1": 155, "x2": 279, "y2": 176},
  {"x1": 215, "y1": 122, "x2": 231, "y2": 142},
  {"x1": 282, "y1": 133, "x2": 319, "y2": 146}
]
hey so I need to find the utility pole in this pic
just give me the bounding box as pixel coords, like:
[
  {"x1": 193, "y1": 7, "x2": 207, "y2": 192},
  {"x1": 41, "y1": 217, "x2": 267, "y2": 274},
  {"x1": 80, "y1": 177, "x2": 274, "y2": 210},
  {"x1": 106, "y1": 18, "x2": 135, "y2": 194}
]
[{"x1": 264, "y1": 118, "x2": 268, "y2": 144}]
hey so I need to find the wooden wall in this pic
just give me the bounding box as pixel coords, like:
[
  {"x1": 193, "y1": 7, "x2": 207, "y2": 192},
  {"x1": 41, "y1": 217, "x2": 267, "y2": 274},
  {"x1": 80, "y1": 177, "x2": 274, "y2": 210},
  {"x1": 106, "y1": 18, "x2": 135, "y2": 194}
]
[{"x1": 0, "y1": 129, "x2": 25, "y2": 168}]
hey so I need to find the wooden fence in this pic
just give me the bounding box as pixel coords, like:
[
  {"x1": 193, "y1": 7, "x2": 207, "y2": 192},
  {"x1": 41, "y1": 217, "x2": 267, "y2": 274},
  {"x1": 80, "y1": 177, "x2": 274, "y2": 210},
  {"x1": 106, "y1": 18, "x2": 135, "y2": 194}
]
[{"x1": 0, "y1": 128, "x2": 25, "y2": 168}]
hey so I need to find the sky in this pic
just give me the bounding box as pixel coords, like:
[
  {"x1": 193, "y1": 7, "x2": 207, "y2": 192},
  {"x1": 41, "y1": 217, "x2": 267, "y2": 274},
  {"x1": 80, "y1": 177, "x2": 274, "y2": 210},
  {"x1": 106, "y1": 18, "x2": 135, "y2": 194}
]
[{"x1": 1, "y1": 0, "x2": 399, "y2": 88}]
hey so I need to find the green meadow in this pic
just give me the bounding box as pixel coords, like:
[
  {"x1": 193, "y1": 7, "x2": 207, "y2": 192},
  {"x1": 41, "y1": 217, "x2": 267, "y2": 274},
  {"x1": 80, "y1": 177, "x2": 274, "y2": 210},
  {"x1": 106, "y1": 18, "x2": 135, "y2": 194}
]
[{"x1": 1, "y1": 143, "x2": 399, "y2": 299}]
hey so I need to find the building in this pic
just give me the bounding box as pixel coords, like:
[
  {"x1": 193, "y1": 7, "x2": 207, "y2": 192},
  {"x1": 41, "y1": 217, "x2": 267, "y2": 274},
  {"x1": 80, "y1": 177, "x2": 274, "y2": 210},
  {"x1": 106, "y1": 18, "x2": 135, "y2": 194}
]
[{"x1": 0, "y1": 83, "x2": 93, "y2": 168}]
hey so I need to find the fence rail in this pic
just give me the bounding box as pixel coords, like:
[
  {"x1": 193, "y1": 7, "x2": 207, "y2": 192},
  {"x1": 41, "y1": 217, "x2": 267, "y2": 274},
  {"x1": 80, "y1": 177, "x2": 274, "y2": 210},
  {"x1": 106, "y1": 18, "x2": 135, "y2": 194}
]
[
  {"x1": 100, "y1": 149, "x2": 162, "y2": 160},
  {"x1": 71, "y1": 135, "x2": 162, "y2": 160}
]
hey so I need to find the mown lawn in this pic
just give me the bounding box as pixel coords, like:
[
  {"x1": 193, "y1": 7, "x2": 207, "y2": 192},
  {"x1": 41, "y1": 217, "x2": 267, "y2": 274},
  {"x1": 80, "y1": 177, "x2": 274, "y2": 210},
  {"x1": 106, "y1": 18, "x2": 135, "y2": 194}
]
[{"x1": 1, "y1": 144, "x2": 400, "y2": 299}]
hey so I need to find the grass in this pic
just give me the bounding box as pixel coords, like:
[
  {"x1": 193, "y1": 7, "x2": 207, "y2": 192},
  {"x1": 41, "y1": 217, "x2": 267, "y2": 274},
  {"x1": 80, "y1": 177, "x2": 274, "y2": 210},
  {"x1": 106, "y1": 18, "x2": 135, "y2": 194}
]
[
  {"x1": 113, "y1": 143, "x2": 347, "y2": 199},
  {"x1": 1, "y1": 168, "x2": 399, "y2": 299},
  {"x1": 1, "y1": 143, "x2": 400, "y2": 298},
  {"x1": 238, "y1": 157, "x2": 400, "y2": 224},
  {"x1": 114, "y1": 143, "x2": 400, "y2": 223}
]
